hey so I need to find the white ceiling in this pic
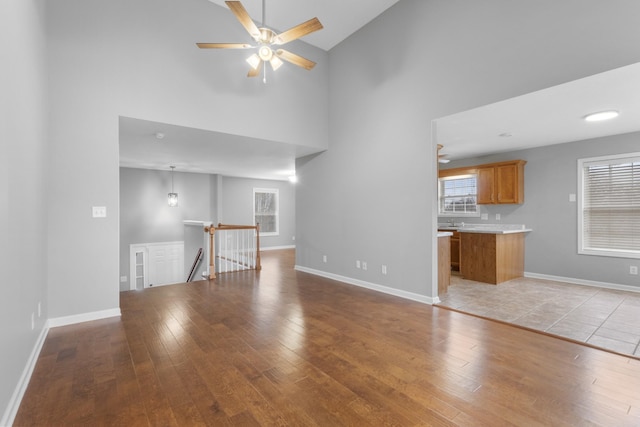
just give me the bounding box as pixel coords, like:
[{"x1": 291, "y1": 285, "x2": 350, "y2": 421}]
[
  {"x1": 436, "y1": 62, "x2": 640, "y2": 161},
  {"x1": 206, "y1": 0, "x2": 401, "y2": 51},
  {"x1": 119, "y1": 117, "x2": 322, "y2": 180}
]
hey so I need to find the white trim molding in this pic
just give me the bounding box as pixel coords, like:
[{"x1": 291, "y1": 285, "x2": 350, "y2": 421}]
[
  {"x1": 47, "y1": 308, "x2": 121, "y2": 328},
  {"x1": 1, "y1": 326, "x2": 49, "y2": 427},
  {"x1": 524, "y1": 272, "x2": 640, "y2": 294},
  {"x1": 261, "y1": 245, "x2": 295, "y2": 251},
  {"x1": 294, "y1": 265, "x2": 439, "y2": 305}
]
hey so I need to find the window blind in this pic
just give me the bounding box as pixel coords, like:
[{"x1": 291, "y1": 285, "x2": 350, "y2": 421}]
[
  {"x1": 439, "y1": 174, "x2": 478, "y2": 215},
  {"x1": 582, "y1": 154, "x2": 640, "y2": 256}
]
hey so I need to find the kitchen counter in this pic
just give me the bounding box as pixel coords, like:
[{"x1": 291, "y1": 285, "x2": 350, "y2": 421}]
[
  {"x1": 438, "y1": 224, "x2": 531, "y2": 234},
  {"x1": 437, "y1": 231, "x2": 453, "y2": 237}
]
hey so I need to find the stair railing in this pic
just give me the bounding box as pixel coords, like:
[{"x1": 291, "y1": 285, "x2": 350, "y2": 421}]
[{"x1": 203, "y1": 223, "x2": 261, "y2": 279}]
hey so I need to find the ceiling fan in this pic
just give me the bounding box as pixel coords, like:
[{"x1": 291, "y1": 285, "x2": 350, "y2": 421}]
[
  {"x1": 197, "y1": 1, "x2": 323, "y2": 80},
  {"x1": 437, "y1": 144, "x2": 451, "y2": 164}
]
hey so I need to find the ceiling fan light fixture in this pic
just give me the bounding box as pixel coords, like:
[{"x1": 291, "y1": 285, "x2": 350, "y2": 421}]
[
  {"x1": 247, "y1": 53, "x2": 261, "y2": 70},
  {"x1": 584, "y1": 110, "x2": 619, "y2": 122},
  {"x1": 258, "y1": 46, "x2": 273, "y2": 61},
  {"x1": 270, "y1": 56, "x2": 283, "y2": 71}
]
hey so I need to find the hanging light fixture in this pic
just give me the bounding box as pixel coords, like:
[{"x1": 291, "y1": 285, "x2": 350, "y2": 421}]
[{"x1": 168, "y1": 166, "x2": 178, "y2": 207}]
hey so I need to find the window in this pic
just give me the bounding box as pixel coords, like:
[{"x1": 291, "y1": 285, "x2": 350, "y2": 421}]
[
  {"x1": 578, "y1": 152, "x2": 640, "y2": 259},
  {"x1": 438, "y1": 174, "x2": 479, "y2": 216},
  {"x1": 253, "y1": 188, "x2": 279, "y2": 236}
]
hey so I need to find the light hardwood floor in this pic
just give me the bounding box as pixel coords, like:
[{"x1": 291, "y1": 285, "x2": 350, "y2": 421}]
[{"x1": 15, "y1": 249, "x2": 640, "y2": 425}]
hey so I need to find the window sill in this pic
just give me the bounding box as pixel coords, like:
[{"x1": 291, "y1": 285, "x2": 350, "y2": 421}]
[{"x1": 579, "y1": 248, "x2": 640, "y2": 260}]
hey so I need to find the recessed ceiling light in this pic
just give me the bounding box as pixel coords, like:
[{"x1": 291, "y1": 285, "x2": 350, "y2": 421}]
[
  {"x1": 584, "y1": 110, "x2": 619, "y2": 122},
  {"x1": 499, "y1": 132, "x2": 512, "y2": 138},
  {"x1": 155, "y1": 132, "x2": 165, "y2": 139}
]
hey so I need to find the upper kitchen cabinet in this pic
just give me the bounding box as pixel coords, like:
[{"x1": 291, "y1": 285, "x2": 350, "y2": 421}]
[{"x1": 477, "y1": 160, "x2": 526, "y2": 204}]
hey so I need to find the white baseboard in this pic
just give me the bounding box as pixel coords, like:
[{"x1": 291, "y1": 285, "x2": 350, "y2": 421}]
[
  {"x1": 294, "y1": 265, "x2": 439, "y2": 305},
  {"x1": 261, "y1": 245, "x2": 295, "y2": 251},
  {"x1": 47, "y1": 308, "x2": 121, "y2": 329},
  {"x1": 1, "y1": 325, "x2": 49, "y2": 427},
  {"x1": 524, "y1": 272, "x2": 640, "y2": 293}
]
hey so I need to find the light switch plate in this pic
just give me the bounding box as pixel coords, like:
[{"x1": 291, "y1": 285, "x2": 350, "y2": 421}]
[
  {"x1": 569, "y1": 193, "x2": 576, "y2": 202},
  {"x1": 481, "y1": 213, "x2": 489, "y2": 220}
]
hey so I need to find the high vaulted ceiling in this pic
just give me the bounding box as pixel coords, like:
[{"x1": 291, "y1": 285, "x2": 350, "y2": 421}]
[
  {"x1": 119, "y1": 0, "x2": 401, "y2": 181},
  {"x1": 119, "y1": 2, "x2": 640, "y2": 181},
  {"x1": 206, "y1": 0, "x2": 401, "y2": 51}
]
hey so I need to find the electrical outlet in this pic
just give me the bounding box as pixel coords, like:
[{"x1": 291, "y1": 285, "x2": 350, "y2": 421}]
[
  {"x1": 362, "y1": 262, "x2": 367, "y2": 271},
  {"x1": 495, "y1": 213, "x2": 501, "y2": 220},
  {"x1": 481, "y1": 213, "x2": 488, "y2": 220},
  {"x1": 92, "y1": 206, "x2": 107, "y2": 218},
  {"x1": 356, "y1": 260, "x2": 361, "y2": 269},
  {"x1": 120, "y1": 276, "x2": 127, "y2": 283},
  {"x1": 381, "y1": 265, "x2": 387, "y2": 275},
  {"x1": 630, "y1": 266, "x2": 638, "y2": 275},
  {"x1": 322, "y1": 255, "x2": 327, "y2": 263}
]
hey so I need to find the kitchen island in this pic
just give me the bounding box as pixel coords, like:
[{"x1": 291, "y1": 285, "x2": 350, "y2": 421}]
[{"x1": 439, "y1": 224, "x2": 531, "y2": 284}]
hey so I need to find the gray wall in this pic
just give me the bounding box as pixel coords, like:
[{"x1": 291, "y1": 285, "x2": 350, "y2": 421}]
[
  {"x1": 441, "y1": 131, "x2": 640, "y2": 289},
  {"x1": 119, "y1": 169, "x2": 295, "y2": 291},
  {"x1": 296, "y1": 0, "x2": 640, "y2": 300},
  {"x1": 219, "y1": 176, "x2": 296, "y2": 249},
  {"x1": 119, "y1": 167, "x2": 211, "y2": 291},
  {"x1": 45, "y1": 0, "x2": 328, "y2": 319},
  {"x1": 1, "y1": 0, "x2": 48, "y2": 422}
]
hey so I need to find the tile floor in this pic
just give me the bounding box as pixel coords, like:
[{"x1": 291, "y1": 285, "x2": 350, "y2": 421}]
[{"x1": 436, "y1": 274, "x2": 640, "y2": 358}]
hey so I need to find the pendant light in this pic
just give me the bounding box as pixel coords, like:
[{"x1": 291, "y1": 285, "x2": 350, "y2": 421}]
[{"x1": 168, "y1": 166, "x2": 178, "y2": 207}]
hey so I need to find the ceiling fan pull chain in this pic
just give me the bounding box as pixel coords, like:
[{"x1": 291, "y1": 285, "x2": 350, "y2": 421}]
[{"x1": 263, "y1": 61, "x2": 267, "y2": 84}]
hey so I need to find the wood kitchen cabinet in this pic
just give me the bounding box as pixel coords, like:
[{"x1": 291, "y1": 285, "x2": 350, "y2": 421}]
[
  {"x1": 460, "y1": 232, "x2": 525, "y2": 284},
  {"x1": 437, "y1": 234, "x2": 451, "y2": 295},
  {"x1": 438, "y1": 229, "x2": 460, "y2": 272},
  {"x1": 477, "y1": 160, "x2": 526, "y2": 204}
]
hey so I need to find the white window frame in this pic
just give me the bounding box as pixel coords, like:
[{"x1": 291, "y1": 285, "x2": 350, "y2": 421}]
[
  {"x1": 438, "y1": 174, "x2": 480, "y2": 217},
  {"x1": 253, "y1": 188, "x2": 279, "y2": 236},
  {"x1": 578, "y1": 152, "x2": 640, "y2": 259}
]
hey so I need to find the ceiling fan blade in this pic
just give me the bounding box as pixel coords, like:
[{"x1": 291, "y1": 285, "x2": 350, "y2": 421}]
[
  {"x1": 196, "y1": 43, "x2": 252, "y2": 49},
  {"x1": 274, "y1": 18, "x2": 323, "y2": 45},
  {"x1": 275, "y1": 49, "x2": 316, "y2": 70},
  {"x1": 247, "y1": 60, "x2": 263, "y2": 77},
  {"x1": 225, "y1": 1, "x2": 261, "y2": 41}
]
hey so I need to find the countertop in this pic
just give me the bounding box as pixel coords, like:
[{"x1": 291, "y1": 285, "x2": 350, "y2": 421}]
[
  {"x1": 437, "y1": 231, "x2": 453, "y2": 237},
  {"x1": 438, "y1": 224, "x2": 532, "y2": 234}
]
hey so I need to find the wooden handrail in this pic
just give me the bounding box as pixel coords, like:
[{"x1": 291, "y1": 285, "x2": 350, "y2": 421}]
[{"x1": 216, "y1": 223, "x2": 259, "y2": 230}]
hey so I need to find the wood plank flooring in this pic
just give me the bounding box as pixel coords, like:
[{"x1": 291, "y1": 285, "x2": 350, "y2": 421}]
[{"x1": 14, "y1": 249, "x2": 640, "y2": 426}]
